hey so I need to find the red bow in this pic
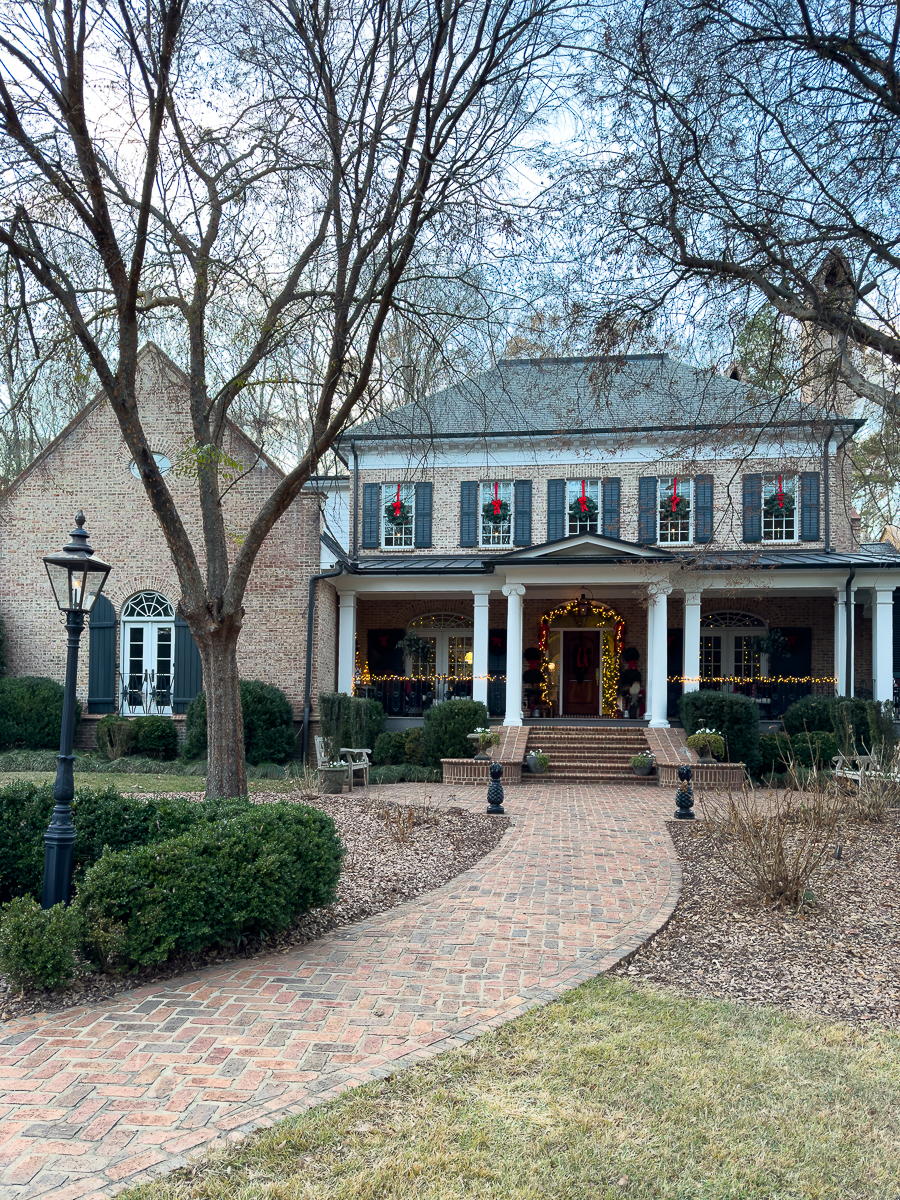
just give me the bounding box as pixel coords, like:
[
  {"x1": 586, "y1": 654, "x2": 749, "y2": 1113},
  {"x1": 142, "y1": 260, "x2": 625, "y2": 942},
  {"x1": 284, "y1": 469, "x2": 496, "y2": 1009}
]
[
  {"x1": 671, "y1": 476, "x2": 678, "y2": 513},
  {"x1": 492, "y1": 481, "x2": 502, "y2": 515},
  {"x1": 777, "y1": 474, "x2": 784, "y2": 509},
  {"x1": 579, "y1": 479, "x2": 588, "y2": 513},
  {"x1": 392, "y1": 483, "x2": 402, "y2": 518}
]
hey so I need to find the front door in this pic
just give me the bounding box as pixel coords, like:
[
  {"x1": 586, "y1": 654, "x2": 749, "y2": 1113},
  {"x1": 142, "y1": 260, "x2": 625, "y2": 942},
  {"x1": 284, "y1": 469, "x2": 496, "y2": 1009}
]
[{"x1": 563, "y1": 630, "x2": 601, "y2": 715}]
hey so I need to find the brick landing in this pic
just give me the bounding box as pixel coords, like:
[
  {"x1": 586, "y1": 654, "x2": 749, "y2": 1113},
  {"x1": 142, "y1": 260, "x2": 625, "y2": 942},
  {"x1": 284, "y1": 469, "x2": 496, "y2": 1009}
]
[{"x1": 0, "y1": 783, "x2": 681, "y2": 1198}]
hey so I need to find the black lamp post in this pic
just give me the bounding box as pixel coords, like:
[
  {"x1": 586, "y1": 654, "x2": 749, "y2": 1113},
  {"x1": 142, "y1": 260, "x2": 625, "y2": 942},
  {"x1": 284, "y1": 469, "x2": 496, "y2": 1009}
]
[{"x1": 41, "y1": 512, "x2": 111, "y2": 909}]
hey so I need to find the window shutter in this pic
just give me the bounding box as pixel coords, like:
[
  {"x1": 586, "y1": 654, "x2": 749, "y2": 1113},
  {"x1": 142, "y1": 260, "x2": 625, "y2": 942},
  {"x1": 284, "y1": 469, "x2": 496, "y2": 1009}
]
[
  {"x1": 547, "y1": 479, "x2": 565, "y2": 541},
  {"x1": 514, "y1": 480, "x2": 532, "y2": 546},
  {"x1": 414, "y1": 482, "x2": 432, "y2": 548},
  {"x1": 87, "y1": 595, "x2": 117, "y2": 713},
  {"x1": 361, "y1": 482, "x2": 381, "y2": 549},
  {"x1": 743, "y1": 475, "x2": 762, "y2": 542},
  {"x1": 172, "y1": 617, "x2": 203, "y2": 714},
  {"x1": 602, "y1": 477, "x2": 621, "y2": 538},
  {"x1": 460, "y1": 481, "x2": 479, "y2": 546},
  {"x1": 695, "y1": 474, "x2": 713, "y2": 544},
  {"x1": 638, "y1": 477, "x2": 657, "y2": 543},
  {"x1": 800, "y1": 472, "x2": 821, "y2": 541}
]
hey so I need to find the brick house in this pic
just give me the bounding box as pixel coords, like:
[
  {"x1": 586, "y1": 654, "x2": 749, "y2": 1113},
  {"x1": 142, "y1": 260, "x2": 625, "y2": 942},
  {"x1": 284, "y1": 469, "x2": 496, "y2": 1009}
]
[
  {"x1": 320, "y1": 352, "x2": 900, "y2": 730},
  {"x1": 0, "y1": 344, "x2": 329, "y2": 744}
]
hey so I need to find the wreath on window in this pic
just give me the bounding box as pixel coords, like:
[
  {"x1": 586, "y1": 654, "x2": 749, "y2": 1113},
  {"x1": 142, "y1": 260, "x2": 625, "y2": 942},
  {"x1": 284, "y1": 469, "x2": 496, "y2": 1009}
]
[
  {"x1": 569, "y1": 484, "x2": 598, "y2": 520},
  {"x1": 482, "y1": 485, "x2": 510, "y2": 525},
  {"x1": 384, "y1": 487, "x2": 412, "y2": 528},
  {"x1": 660, "y1": 494, "x2": 690, "y2": 520},
  {"x1": 764, "y1": 480, "x2": 794, "y2": 517}
]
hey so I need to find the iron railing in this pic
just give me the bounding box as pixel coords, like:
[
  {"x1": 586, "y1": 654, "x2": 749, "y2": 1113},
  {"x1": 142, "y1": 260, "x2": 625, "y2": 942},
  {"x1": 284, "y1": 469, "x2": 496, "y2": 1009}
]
[{"x1": 118, "y1": 670, "x2": 172, "y2": 714}]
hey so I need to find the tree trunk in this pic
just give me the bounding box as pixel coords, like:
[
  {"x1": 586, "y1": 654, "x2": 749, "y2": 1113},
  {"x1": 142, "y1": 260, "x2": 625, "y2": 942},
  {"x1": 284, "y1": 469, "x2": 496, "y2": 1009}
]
[{"x1": 198, "y1": 625, "x2": 247, "y2": 800}]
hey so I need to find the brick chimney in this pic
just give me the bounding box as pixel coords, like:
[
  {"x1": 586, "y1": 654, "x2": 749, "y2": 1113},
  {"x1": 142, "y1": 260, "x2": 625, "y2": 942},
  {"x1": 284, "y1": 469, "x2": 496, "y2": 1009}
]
[{"x1": 800, "y1": 249, "x2": 858, "y2": 417}]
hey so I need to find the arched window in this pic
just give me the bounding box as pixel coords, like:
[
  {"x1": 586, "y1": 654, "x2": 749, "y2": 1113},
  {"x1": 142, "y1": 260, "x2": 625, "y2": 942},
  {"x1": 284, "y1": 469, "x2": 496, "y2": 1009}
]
[
  {"x1": 700, "y1": 611, "x2": 767, "y2": 680},
  {"x1": 120, "y1": 591, "x2": 176, "y2": 712}
]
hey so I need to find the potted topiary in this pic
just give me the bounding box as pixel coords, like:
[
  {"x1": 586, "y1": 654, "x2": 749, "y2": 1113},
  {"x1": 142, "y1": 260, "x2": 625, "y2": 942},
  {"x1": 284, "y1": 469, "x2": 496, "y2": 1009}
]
[
  {"x1": 631, "y1": 752, "x2": 655, "y2": 776},
  {"x1": 686, "y1": 728, "x2": 725, "y2": 764},
  {"x1": 526, "y1": 748, "x2": 549, "y2": 774}
]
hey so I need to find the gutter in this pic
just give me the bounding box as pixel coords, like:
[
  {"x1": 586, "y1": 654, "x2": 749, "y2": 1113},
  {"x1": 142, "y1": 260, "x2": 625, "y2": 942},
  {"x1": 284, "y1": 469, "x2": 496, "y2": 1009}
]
[{"x1": 301, "y1": 563, "x2": 344, "y2": 763}]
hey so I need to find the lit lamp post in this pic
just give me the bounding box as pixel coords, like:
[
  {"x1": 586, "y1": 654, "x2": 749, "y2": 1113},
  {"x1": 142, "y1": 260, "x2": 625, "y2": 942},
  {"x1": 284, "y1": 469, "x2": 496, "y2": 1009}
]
[{"x1": 41, "y1": 512, "x2": 111, "y2": 909}]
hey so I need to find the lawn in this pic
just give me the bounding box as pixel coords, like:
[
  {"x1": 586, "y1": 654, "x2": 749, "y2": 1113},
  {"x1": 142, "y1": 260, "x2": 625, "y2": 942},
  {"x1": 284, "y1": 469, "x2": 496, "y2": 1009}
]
[
  {"x1": 0, "y1": 770, "x2": 299, "y2": 794},
  {"x1": 123, "y1": 977, "x2": 900, "y2": 1200}
]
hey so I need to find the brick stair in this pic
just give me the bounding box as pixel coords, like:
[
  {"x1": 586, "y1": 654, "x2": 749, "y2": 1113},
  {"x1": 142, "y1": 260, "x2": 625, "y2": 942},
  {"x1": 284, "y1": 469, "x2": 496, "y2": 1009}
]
[{"x1": 522, "y1": 725, "x2": 657, "y2": 784}]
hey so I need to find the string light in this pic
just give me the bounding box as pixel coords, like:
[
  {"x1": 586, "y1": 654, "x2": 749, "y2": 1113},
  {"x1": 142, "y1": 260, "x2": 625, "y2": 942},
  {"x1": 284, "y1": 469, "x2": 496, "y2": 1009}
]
[
  {"x1": 538, "y1": 598, "x2": 625, "y2": 715},
  {"x1": 673, "y1": 675, "x2": 837, "y2": 685},
  {"x1": 355, "y1": 673, "x2": 505, "y2": 684}
]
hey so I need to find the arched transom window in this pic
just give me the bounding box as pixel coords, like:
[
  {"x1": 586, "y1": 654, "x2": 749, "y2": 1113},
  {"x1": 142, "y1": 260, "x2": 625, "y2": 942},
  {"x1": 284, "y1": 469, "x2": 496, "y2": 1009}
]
[{"x1": 122, "y1": 591, "x2": 175, "y2": 619}]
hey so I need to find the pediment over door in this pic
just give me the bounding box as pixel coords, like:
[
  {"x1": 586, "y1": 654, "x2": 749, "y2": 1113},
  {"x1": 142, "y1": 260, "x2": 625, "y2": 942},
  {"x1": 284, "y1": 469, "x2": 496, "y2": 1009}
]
[{"x1": 497, "y1": 532, "x2": 671, "y2": 561}]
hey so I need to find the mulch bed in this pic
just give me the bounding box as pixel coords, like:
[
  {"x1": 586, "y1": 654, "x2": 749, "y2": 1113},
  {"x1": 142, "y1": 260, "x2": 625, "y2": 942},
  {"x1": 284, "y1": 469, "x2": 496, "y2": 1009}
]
[
  {"x1": 0, "y1": 790, "x2": 508, "y2": 1023},
  {"x1": 615, "y1": 810, "x2": 900, "y2": 1028}
]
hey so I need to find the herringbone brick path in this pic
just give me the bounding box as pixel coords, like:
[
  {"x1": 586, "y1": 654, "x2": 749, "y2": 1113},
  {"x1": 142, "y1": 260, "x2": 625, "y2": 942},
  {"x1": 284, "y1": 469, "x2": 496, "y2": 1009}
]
[{"x1": 0, "y1": 782, "x2": 680, "y2": 1198}]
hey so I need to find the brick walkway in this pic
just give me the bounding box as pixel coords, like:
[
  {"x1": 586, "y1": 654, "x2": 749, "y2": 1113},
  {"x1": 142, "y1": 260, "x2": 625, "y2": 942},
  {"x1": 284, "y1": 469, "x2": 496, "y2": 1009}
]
[{"x1": 0, "y1": 782, "x2": 680, "y2": 1199}]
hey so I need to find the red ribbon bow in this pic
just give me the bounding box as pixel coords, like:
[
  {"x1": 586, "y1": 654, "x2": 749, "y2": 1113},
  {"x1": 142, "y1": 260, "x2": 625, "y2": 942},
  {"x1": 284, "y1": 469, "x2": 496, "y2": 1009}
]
[
  {"x1": 579, "y1": 479, "x2": 588, "y2": 513},
  {"x1": 777, "y1": 474, "x2": 784, "y2": 509},
  {"x1": 392, "y1": 483, "x2": 402, "y2": 518},
  {"x1": 492, "y1": 481, "x2": 502, "y2": 515},
  {"x1": 671, "y1": 476, "x2": 678, "y2": 513}
]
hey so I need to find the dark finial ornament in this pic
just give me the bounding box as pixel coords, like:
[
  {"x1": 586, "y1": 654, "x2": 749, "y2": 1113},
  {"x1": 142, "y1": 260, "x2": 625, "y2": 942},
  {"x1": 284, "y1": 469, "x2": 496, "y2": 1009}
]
[
  {"x1": 674, "y1": 763, "x2": 695, "y2": 820},
  {"x1": 487, "y1": 760, "x2": 505, "y2": 814}
]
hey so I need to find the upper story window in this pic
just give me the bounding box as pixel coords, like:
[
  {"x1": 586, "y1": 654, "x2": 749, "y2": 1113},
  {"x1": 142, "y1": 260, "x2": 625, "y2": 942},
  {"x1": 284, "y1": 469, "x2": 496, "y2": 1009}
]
[
  {"x1": 762, "y1": 474, "x2": 796, "y2": 542},
  {"x1": 566, "y1": 479, "x2": 600, "y2": 535},
  {"x1": 658, "y1": 476, "x2": 692, "y2": 544},
  {"x1": 382, "y1": 482, "x2": 415, "y2": 548},
  {"x1": 480, "y1": 480, "x2": 513, "y2": 547}
]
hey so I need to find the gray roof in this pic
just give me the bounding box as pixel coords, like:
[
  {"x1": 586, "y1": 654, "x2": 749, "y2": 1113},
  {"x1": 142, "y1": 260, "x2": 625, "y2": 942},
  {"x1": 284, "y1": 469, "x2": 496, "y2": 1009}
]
[{"x1": 346, "y1": 355, "x2": 856, "y2": 442}]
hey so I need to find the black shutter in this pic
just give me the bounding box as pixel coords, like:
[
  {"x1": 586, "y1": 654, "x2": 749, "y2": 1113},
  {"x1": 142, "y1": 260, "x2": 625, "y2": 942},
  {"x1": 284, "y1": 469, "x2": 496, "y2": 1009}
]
[
  {"x1": 514, "y1": 480, "x2": 532, "y2": 546},
  {"x1": 362, "y1": 482, "x2": 381, "y2": 549},
  {"x1": 367, "y1": 628, "x2": 404, "y2": 677},
  {"x1": 602, "y1": 477, "x2": 621, "y2": 538},
  {"x1": 172, "y1": 617, "x2": 203, "y2": 713},
  {"x1": 414, "y1": 482, "x2": 432, "y2": 548},
  {"x1": 893, "y1": 591, "x2": 900, "y2": 681},
  {"x1": 743, "y1": 474, "x2": 762, "y2": 543},
  {"x1": 695, "y1": 474, "x2": 713, "y2": 544},
  {"x1": 638, "y1": 477, "x2": 657, "y2": 543},
  {"x1": 547, "y1": 479, "x2": 565, "y2": 541},
  {"x1": 800, "y1": 472, "x2": 821, "y2": 541},
  {"x1": 460, "y1": 481, "x2": 479, "y2": 546},
  {"x1": 87, "y1": 594, "x2": 117, "y2": 713}
]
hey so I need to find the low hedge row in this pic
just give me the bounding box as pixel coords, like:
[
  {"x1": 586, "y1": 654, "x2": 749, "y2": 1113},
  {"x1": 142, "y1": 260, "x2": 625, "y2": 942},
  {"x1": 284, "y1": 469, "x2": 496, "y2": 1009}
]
[
  {"x1": 186, "y1": 680, "x2": 296, "y2": 764},
  {"x1": 760, "y1": 731, "x2": 839, "y2": 773},
  {"x1": 96, "y1": 714, "x2": 179, "y2": 760},
  {"x1": 0, "y1": 677, "x2": 79, "y2": 751},
  {"x1": 0, "y1": 783, "x2": 343, "y2": 984}
]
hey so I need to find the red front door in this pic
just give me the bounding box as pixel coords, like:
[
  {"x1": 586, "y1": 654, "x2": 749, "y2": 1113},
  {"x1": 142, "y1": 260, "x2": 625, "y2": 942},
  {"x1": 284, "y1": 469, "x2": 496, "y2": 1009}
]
[{"x1": 563, "y1": 630, "x2": 601, "y2": 715}]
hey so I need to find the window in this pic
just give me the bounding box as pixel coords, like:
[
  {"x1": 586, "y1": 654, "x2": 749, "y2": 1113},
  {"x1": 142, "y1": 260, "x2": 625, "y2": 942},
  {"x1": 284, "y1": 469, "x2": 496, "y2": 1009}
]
[
  {"x1": 120, "y1": 591, "x2": 176, "y2": 713},
  {"x1": 762, "y1": 474, "x2": 796, "y2": 542},
  {"x1": 407, "y1": 614, "x2": 473, "y2": 698},
  {"x1": 699, "y1": 612, "x2": 766, "y2": 681},
  {"x1": 382, "y1": 482, "x2": 415, "y2": 548},
  {"x1": 658, "y1": 476, "x2": 692, "y2": 544},
  {"x1": 480, "y1": 481, "x2": 513, "y2": 547},
  {"x1": 566, "y1": 479, "x2": 600, "y2": 535}
]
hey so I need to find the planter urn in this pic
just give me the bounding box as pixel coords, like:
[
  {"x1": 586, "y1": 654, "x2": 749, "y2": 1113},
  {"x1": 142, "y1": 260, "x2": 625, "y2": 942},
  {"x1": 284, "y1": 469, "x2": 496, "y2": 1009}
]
[
  {"x1": 320, "y1": 768, "x2": 346, "y2": 794},
  {"x1": 526, "y1": 753, "x2": 546, "y2": 775},
  {"x1": 632, "y1": 762, "x2": 653, "y2": 776}
]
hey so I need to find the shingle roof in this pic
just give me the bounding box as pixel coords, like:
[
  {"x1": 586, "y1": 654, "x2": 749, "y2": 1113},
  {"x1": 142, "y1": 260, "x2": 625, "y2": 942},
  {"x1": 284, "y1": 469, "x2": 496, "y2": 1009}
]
[{"x1": 346, "y1": 355, "x2": 855, "y2": 442}]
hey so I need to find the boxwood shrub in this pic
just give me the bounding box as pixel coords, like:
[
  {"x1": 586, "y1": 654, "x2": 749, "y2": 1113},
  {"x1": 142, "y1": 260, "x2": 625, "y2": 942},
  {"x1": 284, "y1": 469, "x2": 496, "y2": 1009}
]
[
  {"x1": 422, "y1": 699, "x2": 489, "y2": 767},
  {"x1": 0, "y1": 677, "x2": 80, "y2": 750},
  {"x1": 185, "y1": 680, "x2": 296, "y2": 764},
  {"x1": 678, "y1": 691, "x2": 761, "y2": 775},
  {"x1": 76, "y1": 802, "x2": 343, "y2": 965},
  {"x1": 0, "y1": 896, "x2": 81, "y2": 990}
]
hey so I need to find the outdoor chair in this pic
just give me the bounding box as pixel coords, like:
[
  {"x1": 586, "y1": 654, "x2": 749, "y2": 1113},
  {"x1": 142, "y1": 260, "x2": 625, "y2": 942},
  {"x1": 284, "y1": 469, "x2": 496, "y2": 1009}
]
[
  {"x1": 831, "y1": 751, "x2": 875, "y2": 783},
  {"x1": 340, "y1": 746, "x2": 372, "y2": 788}
]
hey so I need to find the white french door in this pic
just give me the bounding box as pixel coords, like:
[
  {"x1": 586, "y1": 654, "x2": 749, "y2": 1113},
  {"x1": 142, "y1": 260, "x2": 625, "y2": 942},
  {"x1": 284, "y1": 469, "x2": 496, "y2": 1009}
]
[{"x1": 122, "y1": 621, "x2": 174, "y2": 713}]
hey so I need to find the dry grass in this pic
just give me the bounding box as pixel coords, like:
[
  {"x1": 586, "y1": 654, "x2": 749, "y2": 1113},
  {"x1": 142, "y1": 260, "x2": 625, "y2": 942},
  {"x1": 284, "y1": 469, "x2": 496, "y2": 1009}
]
[{"x1": 121, "y1": 977, "x2": 900, "y2": 1200}]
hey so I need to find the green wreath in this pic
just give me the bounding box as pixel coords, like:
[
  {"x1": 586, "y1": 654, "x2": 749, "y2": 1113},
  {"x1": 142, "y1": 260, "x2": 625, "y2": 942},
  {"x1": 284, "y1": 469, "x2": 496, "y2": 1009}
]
[
  {"x1": 482, "y1": 499, "x2": 510, "y2": 526},
  {"x1": 660, "y1": 494, "x2": 690, "y2": 520},
  {"x1": 384, "y1": 500, "x2": 412, "y2": 528},
  {"x1": 764, "y1": 490, "x2": 795, "y2": 517},
  {"x1": 569, "y1": 494, "x2": 598, "y2": 520}
]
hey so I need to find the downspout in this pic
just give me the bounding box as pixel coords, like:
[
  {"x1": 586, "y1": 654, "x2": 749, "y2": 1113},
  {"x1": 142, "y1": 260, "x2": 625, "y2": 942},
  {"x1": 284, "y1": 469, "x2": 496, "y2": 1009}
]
[
  {"x1": 845, "y1": 565, "x2": 856, "y2": 699},
  {"x1": 351, "y1": 440, "x2": 359, "y2": 560},
  {"x1": 302, "y1": 563, "x2": 344, "y2": 763}
]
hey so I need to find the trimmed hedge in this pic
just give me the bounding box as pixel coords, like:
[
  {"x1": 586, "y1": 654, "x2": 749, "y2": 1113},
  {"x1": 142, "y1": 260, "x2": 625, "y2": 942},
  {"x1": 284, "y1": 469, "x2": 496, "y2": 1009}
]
[
  {"x1": 422, "y1": 699, "x2": 489, "y2": 767},
  {"x1": 185, "y1": 680, "x2": 295, "y2": 764},
  {"x1": 759, "y1": 733, "x2": 792, "y2": 774},
  {"x1": 0, "y1": 896, "x2": 81, "y2": 990},
  {"x1": 0, "y1": 676, "x2": 79, "y2": 750},
  {"x1": 318, "y1": 694, "x2": 385, "y2": 760},
  {"x1": 678, "y1": 691, "x2": 761, "y2": 775},
  {"x1": 76, "y1": 802, "x2": 343, "y2": 965},
  {"x1": 96, "y1": 715, "x2": 178, "y2": 761}
]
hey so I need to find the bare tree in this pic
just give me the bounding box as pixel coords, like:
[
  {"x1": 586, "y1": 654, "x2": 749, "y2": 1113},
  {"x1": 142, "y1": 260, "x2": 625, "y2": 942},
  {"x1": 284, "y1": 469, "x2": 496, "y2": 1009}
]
[
  {"x1": 0, "y1": 0, "x2": 570, "y2": 798},
  {"x1": 554, "y1": 0, "x2": 900, "y2": 414}
]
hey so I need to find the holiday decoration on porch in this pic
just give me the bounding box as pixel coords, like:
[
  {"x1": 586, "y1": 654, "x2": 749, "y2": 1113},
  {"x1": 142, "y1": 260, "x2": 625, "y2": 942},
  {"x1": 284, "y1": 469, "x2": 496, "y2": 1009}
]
[
  {"x1": 384, "y1": 483, "x2": 412, "y2": 527},
  {"x1": 537, "y1": 597, "x2": 625, "y2": 715},
  {"x1": 660, "y1": 476, "x2": 690, "y2": 520},
  {"x1": 569, "y1": 480, "x2": 598, "y2": 521},
  {"x1": 482, "y1": 481, "x2": 510, "y2": 525},
  {"x1": 764, "y1": 475, "x2": 795, "y2": 516}
]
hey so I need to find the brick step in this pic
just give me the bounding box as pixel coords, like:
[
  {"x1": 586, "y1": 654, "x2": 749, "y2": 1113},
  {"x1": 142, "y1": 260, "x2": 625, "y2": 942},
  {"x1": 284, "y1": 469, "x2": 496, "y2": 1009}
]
[{"x1": 520, "y1": 770, "x2": 657, "y2": 784}]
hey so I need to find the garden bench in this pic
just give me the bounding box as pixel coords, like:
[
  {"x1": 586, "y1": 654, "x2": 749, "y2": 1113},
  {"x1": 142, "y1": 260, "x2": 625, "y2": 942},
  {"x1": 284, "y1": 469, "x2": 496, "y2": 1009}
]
[{"x1": 339, "y1": 747, "x2": 372, "y2": 788}]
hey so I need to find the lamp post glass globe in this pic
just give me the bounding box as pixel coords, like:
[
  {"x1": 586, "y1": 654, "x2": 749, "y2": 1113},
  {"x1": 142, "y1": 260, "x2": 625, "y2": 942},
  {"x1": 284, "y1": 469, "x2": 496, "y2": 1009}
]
[{"x1": 40, "y1": 512, "x2": 111, "y2": 910}]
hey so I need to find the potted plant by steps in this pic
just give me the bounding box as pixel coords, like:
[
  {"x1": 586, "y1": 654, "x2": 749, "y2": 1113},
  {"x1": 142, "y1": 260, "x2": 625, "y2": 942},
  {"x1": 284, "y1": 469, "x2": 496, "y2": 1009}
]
[
  {"x1": 526, "y1": 748, "x2": 550, "y2": 774},
  {"x1": 630, "y1": 752, "x2": 655, "y2": 776},
  {"x1": 686, "y1": 728, "x2": 725, "y2": 765},
  {"x1": 318, "y1": 763, "x2": 347, "y2": 794},
  {"x1": 468, "y1": 727, "x2": 501, "y2": 761}
]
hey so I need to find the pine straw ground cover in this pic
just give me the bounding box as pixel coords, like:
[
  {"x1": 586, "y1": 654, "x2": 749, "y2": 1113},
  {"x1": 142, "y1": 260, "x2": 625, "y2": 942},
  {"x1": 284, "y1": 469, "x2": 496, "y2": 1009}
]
[
  {"x1": 615, "y1": 809, "x2": 900, "y2": 1029},
  {"x1": 0, "y1": 790, "x2": 508, "y2": 1022},
  {"x1": 121, "y1": 977, "x2": 900, "y2": 1200}
]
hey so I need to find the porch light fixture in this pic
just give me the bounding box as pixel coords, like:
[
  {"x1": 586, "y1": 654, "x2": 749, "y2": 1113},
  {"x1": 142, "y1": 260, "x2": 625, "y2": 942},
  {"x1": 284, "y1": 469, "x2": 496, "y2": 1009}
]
[
  {"x1": 575, "y1": 593, "x2": 590, "y2": 626},
  {"x1": 41, "y1": 512, "x2": 112, "y2": 910}
]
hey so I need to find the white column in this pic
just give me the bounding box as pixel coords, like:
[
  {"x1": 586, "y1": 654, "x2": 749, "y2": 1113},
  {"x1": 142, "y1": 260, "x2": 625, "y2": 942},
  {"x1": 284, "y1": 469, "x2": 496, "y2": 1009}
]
[
  {"x1": 872, "y1": 586, "x2": 895, "y2": 704},
  {"x1": 833, "y1": 593, "x2": 846, "y2": 696},
  {"x1": 337, "y1": 591, "x2": 357, "y2": 695},
  {"x1": 682, "y1": 590, "x2": 702, "y2": 694},
  {"x1": 648, "y1": 583, "x2": 671, "y2": 728},
  {"x1": 502, "y1": 584, "x2": 525, "y2": 726},
  {"x1": 472, "y1": 589, "x2": 490, "y2": 709},
  {"x1": 849, "y1": 586, "x2": 856, "y2": 697}
]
